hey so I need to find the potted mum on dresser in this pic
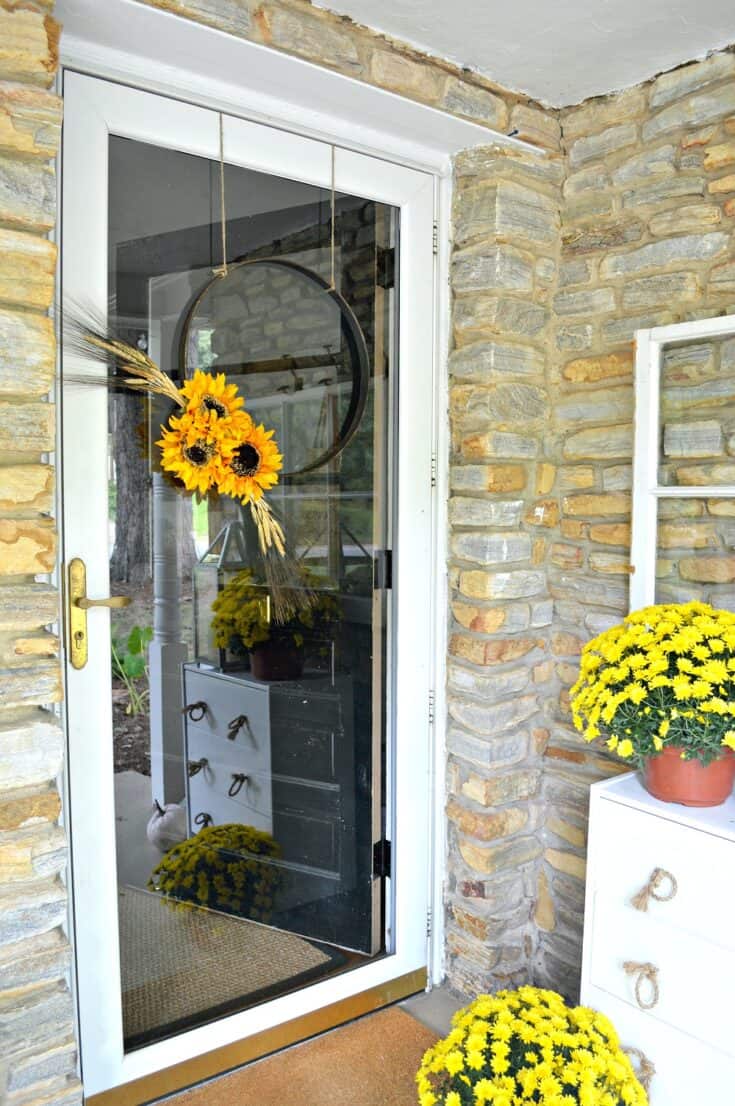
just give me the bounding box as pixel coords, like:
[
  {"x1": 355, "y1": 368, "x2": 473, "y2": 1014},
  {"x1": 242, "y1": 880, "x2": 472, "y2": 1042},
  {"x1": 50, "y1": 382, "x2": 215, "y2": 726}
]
[{"x1": 571, "y1": 600, "x2": 735, "y2": 807}]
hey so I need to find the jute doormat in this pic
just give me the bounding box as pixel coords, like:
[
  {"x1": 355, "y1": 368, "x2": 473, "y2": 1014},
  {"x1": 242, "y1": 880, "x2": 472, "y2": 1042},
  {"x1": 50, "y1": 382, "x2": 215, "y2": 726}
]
[
  {"x1": 119, "y1": 886, "x2": 344, "y2": 1049},
  {"x1": 172, "y1": 1006, "x2": 437, "y2": 1106}
]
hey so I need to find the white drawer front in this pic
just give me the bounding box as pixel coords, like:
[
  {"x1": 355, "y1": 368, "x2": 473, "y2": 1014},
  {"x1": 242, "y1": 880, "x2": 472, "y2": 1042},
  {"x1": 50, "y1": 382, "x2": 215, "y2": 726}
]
[
  {"x1": 187, "y1": 749, "x2": 273, "y2": 835},
  {"x1": 183, "y1": 668, "x2": 269, "y2": 746},
  {"x1": 592, "y1": 798, "x2": 735, "y2": 950},
  {"x1": 590, "y1": 890, "x2": 735, "y2": 1057},
  {"x1": 581, "y1": 983, "x2": 735, "y2": 1106}
]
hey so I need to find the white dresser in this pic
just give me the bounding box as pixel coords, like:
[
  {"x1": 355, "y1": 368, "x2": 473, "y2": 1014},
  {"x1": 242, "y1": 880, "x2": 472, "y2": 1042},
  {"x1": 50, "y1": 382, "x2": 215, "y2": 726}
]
[{"x1": 581, "y1": 772, "x2": 735, "y2": 1105}]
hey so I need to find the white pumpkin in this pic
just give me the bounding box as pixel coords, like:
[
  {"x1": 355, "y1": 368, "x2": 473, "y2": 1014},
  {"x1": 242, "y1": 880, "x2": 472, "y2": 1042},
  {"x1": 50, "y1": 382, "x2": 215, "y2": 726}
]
[{"x1": 146, "y1": 799, "x2": 187, "y2": 852}]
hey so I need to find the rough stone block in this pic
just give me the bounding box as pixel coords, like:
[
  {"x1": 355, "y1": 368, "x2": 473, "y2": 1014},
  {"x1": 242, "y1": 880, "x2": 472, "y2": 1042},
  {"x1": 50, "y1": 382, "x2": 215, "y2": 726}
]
[
  {"x1": 459, "y1": 835, "x2": 542, "y2": 875},
  {"x1": 602, "y1": 465, "x2": 632, "y2": 491},
  {"x1": 447, "y1": 728, "x2": 528, "y2": 771},
  {"x1": 644, "y1": 82, "x2": 735, "y2": 142},
  {"x1": 0, "y1": 584, "x2": 57, "y2": 631},
  {"x1": 0, "y1": 823, "x2": 65, "y2": 883},
  {"x1": 555, "y1": 388, "x2": 632, "y2": 428},
  {"x1": 448, "y1": 656, "x2": 530, "y2": 695},
  {"x1": 454, "y1": 144, "x2": 564, "y2": 188},
  {"x1": 454, "y1": 180, "x2": 559, "y2": 248},
  {"x1": 703, "y1": 140, "x2": 735, "y2": 170},
  {"x1": 563, "y1": 492, "x2": 630, "y2": 517},
  {"x1": 562, "y1": 165, "x2": 611, "y2": 198},
  {"x1": 454, "y1": 294, "x2": 548, "y2": 344},
  {"x1": 0, "y1": 927, "x2": 70, "y2": 991},
  {"x1": 658, "y1": 522, "x2": 718, "y2": 549},
  {"x1": 268, "y1": 9, "x2": 361, "y2": 71},
  {"x1": 710, "y1": 260, "x2": 735, "y2": 291},
  {"x1": 0, "y1": 662, "x2": 61, "y2": 709},
  {"x1": 451, "y1": 530, "x2": 531, "y2": 566},
  {"x1": 558, "y1": 258, "x2": 592, "y2": 288},
  {"x1": 562, "y1": 86, "x2": 646, "y2": 140},
  {"x1": 601, "y1": 232, "x2": 729, "y2": 278},
  {"x1": 509, "y1": 103, "x2": 561, "y2": 149},
  {"x1": 0, "y1": 82, "x2": 61, "y2": 160},
  {"x1": 0, "y1": 711, "x2": 62, "y2": 791},
  {"x1": 534, "y1": 869, "x2": 555, "y2": 931},
  {"x1": 448, "y1": 497, "x2": 523, "y2": 528},
  {"x1": 611, "y1": 143, "x2": 676, "y2": 185},
  {"x1": 524, "y1": 499, "x2": 559, "y2": 528},
  {"x1": 450, "y1": 694, "x2": 539, "y2": 738},
  {"x1": 544, "y1": 847, "x2": 586, "y2": 881},
  {"x1": 0, "y1": 464, "x2": 53, "y2": 513},
  {"x1": 0, "y1": 401, "x2": 54, "y2": 454},
  {"x1": 663, "y1": 420, "x2": 723, "y2": 458},
  {"x1": 447, "y1": 799, "x2": 528, "y2": 843},
  {"x1": 0, "y1": 11, "x2": 58, "y2": 88},
  {"x1": 568, "y1": 122, "x2": 637, "y2": 168},
  {"x1": 0, "y1": 518, "x2": 55, "y2": 573},
  {"x1": 0, "y1": 881, "x2": 66, "y2": 947},
  {"x1": 665, "y1": 378, "x2": 735, "y2": 412},
  {"x1": 455, "y1": 430, "x2": 538, "y2": 462},
  {"x1": 0, "y1": 309, "x2": 54, "y2": 396},
  {"x1": 679, "y1": 555, "x2": 735, "y2": 583},
  {"x1": 455, "y1": 381, "x2": 548, "y2": 432},
  {"x1": 562, "y1": 352, "x2": 632, "y2": 384},
  {"x1": 0, "y1": 154, "x2": 55, "y2": 232},
  {"x1": 457, "y1": 567, "x2": 546, "y2": 602},
  {"x1": 649, "y1": 202, "x2": 721, "y2": 235},
  {"x1": 449, "y1": 634, "x2": 540, "y2": 667},
  {"x1": 562, "y1": 219, "x2": 643, "y2": 255},
  {"x1": 441, "y1": 78, "x2": 508, "y2": 129},
  {"x1": 369, "y1": 49, "x2": 443, "y2": 99},
  {"x1": 588, "y1": 552, "x2": 632, "y2": 574},
  {"x1": 556, "y1": 324, "x2": 593, "y2": 351},
  {"x1": 552, "y1": 287, "x2": 615, "y2": 317},
  {"x1": 449, "y1": 339, "x2": 543, "y2": 382},
  {"x1": 708, "y1": 173, "x2": 735, "y2": 194},
  {"x1": 452, "y1": 244, "x2": 534, "y2": 294},
  {"x1": 0, "y1": 228, "x2": 55, "y2": 312},
  {"x1": 649, "y1": 52, "x2": 735, "y2": 110},
  {"x1": 6, "y1": 1034, "x2": 76, "y2": 1092},
  {"x1": 622, "y1": 271, "x2": 700, "y2": 309}
]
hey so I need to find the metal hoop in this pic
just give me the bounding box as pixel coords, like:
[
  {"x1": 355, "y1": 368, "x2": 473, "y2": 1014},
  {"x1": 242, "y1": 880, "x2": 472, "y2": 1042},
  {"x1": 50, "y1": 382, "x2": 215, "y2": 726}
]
[{"x1": 178, "y1": 258, "x2": 370, "y2": 478}]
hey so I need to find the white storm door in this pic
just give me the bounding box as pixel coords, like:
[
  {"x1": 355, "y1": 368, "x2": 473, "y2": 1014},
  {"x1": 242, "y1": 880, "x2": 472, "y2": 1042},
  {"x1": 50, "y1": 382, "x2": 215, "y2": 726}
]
[{"x1": 61, "y1": 70, "x2": 435, "y2": 1097}]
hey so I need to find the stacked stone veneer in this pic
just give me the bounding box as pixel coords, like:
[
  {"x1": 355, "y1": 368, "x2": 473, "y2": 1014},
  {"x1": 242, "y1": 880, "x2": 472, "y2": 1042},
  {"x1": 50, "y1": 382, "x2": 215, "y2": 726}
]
[{"x1": 0, "y1": 5, "x2": 80, "y2": 1106}]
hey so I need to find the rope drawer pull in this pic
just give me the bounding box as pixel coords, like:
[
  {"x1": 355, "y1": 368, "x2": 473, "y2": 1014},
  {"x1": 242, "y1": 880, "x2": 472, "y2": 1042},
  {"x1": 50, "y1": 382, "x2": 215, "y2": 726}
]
[
  {"x1": 623, "y1": 961, "x2": 660, "y2": 1010},
  {"x1": 187, "y1": 757, "x2": 208, "y2": 778},
  {"x1": 631, "y1": 867, "x2": 678, "y2": 912},
  {"x1": 227, "y1": 714, "x2": 252, "y2": 741},
  {"x1": 228, "y1": 773, "x2": 249, "y2": 797},
  {"x1": 194, "y1": 811, "x2": 213, "y2": 828},
  {"x1": 183, "y1": 700, "x2": 207, "y2": 723},
  {"x1": 623, "y1": 1047, "x2": 656, "y2": 1093}
]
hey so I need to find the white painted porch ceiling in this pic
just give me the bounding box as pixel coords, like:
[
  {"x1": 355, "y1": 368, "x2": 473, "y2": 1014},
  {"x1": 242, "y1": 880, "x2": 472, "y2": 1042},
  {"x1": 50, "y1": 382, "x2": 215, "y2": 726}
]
[{"x1": 314, "y1": 0, "x2": 735, "y2": 107}]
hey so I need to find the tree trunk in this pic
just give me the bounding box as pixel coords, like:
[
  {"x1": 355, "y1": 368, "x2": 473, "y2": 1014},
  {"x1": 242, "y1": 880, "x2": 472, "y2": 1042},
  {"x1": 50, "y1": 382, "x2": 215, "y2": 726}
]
[{"x1": 109, "y1": 391, "x2": 151, "y2": 584}]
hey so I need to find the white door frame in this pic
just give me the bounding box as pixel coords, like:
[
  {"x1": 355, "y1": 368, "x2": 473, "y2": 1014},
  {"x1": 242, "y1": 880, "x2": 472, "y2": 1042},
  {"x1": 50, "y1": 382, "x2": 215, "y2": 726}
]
[
  {"x1": 56, "y1": 5, "x2": 546, "y2": 1094},
  {"x1": 61, "y1": 70, "x2": 434, "y2": 1097}
]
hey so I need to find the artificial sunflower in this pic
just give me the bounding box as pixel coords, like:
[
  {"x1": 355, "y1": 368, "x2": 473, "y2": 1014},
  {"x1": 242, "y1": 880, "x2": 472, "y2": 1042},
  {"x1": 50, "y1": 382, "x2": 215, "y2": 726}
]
[
  {"x1": 217, "y1": 421, "x2": 283, "y2": 503},
  {"x1": 179, "y1": 370, "x2": 249, "y2": 429},
  {"x1": 157, "y1": 412, "x2": 222, "y2": 495}
]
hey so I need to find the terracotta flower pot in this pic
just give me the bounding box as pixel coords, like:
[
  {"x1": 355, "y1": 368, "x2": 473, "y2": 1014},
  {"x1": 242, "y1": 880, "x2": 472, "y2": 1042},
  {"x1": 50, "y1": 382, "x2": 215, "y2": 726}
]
[
  {"x1": 249, "y1": 635, "x2": 304, "y2": 681},
  {"x1": 643, "y1": 745, "x2": 735, "y2": 807}
]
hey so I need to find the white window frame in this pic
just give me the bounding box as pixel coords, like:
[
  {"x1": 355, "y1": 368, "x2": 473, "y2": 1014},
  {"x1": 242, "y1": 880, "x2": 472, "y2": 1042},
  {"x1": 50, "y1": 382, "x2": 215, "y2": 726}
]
[{"x1": 631, "y1": 315, "x2": 735, "y2": 611}]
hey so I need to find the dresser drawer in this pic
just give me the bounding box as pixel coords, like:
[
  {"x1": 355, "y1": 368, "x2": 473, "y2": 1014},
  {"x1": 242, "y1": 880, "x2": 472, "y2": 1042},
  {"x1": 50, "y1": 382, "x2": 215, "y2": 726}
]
[
  {"x1": 592, "y1": 797, "x2": 735, "y2": 950},
  {"x1": 582, "y1": 983, "x2": 735, "y2": 1106},
  {"x1": 182, "y1": 668, "x2": 269, "y2": 746},
  {"x1": 187, "y1": 749, "x2": 273, "y2": 835},
  {"x1": 589, "y1": 890, "x2": 735, "y2": 1057}
]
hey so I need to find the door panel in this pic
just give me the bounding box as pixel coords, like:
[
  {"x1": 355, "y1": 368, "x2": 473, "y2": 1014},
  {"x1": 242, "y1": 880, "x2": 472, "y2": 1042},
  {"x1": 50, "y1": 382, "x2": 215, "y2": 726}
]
[{"x1": 62, "y1": 70, "x2": 433, "y2": 1096}]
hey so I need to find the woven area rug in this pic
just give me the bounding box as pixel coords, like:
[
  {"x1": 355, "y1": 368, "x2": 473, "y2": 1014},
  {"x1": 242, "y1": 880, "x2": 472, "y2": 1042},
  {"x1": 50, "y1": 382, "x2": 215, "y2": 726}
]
[
  {"x1": 173, "y1": 1006, "x2": 437, "y2": 1106},
  {"x1": 119, "y1": 886, "x2": 343, "y2": 1049}
]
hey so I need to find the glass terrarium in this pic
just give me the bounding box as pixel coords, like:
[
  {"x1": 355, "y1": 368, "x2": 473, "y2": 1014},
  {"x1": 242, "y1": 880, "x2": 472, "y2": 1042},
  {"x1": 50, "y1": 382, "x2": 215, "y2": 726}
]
[{"x1": 193, "y1": 516, "x2": 269, "y2": 672}]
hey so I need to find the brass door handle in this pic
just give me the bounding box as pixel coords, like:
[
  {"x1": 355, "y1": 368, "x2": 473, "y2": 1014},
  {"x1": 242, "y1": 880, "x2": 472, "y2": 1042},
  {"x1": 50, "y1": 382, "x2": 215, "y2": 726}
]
[
  {"x1": 68, "y1": 557, "x2": 131, "y2": 670},
  {"x1": 77, "y1": 595, "x2": 131, "y2": 610}
]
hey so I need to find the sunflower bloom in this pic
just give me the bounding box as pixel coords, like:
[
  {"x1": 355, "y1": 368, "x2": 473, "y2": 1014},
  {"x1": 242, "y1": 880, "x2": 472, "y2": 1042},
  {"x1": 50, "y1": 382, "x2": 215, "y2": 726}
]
[{"x1": 217, "y1": 422, "x2": 283, "y2": 504}]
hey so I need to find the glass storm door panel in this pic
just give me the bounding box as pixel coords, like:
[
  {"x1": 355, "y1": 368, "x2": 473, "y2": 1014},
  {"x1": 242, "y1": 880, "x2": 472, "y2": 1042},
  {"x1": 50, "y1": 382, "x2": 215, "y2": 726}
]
[{"x1": 62, "y1": 72, "x2": 433, "y2": 1096}]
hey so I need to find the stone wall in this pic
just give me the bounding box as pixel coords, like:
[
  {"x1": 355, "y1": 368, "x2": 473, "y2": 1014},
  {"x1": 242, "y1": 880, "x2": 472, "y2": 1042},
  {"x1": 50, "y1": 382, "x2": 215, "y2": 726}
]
[
  {"x1": 135, "y1": 0, "x2": 561, "y2": 153},
  {"x1": 444, "y1": 142, "x2": 563, "y2": 994},
  {"x1": 534, "y1": 48, "x2": 735, "y2": 998},
  {"x1": 0, "y1": 5, "x2": 80, "y2": 1106}
]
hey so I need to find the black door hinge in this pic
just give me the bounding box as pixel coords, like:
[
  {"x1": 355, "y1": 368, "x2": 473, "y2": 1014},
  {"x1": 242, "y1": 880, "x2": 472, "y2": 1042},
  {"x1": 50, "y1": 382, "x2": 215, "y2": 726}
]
[
  {"x1": 376, "y1": 246, "x2": 395, "y2": 289},
  {"x1": 373, "y1": 838, "x2": 392, "y2": 879},
  {"x1": 373, "y1": 549, "x2": 392, "y2": 590}
]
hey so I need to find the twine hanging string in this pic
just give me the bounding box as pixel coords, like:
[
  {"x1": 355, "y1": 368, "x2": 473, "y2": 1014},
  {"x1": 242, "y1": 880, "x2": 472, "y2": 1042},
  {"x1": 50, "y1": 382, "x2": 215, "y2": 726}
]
[
  {"x1": 623, "y1": 961, "x2": 660, "y2": 1010},
  {"x1": 623, "y1": 1047, "x2": 656, "y2": 1094},
  {"x1": 327, "y1": 144, "x2": 336, "y2": 291},
  {"x1": 213, "y1": 113, "x2": 229, "y2": 279},
  {"x1": 630, "y1": 867, "x2": 678, "y2": 912}
]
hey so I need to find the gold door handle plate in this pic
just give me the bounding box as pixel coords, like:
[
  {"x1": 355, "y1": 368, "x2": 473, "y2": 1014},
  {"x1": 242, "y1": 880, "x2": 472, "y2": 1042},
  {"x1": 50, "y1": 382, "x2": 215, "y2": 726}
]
[{"x1": 68, "y1": 557, "x2": 132, "y2": 670}]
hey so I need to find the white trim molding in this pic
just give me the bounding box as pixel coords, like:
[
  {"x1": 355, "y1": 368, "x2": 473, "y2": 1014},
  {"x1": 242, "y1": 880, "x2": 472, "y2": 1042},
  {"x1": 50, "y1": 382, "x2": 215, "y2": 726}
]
[{"x1": 631, "y1": 315, "x2": 735, "y2": 611}]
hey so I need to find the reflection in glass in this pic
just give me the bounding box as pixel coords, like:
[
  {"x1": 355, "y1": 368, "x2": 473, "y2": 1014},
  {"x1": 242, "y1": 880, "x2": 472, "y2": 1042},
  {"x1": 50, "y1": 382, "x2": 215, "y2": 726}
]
[{"x1": 107, "y1": 135, "x2": 397, "y2": 1049}]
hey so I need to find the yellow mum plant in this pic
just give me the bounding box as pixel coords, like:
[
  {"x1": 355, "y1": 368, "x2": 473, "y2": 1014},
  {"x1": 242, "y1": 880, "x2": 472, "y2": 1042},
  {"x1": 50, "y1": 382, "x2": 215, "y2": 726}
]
[
  {"x1": 416, "y1": 986, "x2": 646, "y2": 1106},
  {"x1": 571, "y1": 601, "x2": 735, "y2": 766}
]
